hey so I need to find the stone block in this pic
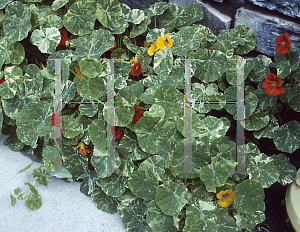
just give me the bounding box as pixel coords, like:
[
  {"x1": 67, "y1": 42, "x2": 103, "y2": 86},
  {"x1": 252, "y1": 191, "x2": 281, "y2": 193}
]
[
  {"x1": 235, "y1": 7, "x2": 300, "y2": 57},
  {"x1": 169, "y1": 0, "x2": 231, "y2": 36},
  {"x1": 248, "y1": 0, "x2": 300, "y2": 18}
]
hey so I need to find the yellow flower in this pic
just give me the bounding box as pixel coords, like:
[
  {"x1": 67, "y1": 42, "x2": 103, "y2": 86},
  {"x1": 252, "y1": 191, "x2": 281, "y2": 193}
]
[
  {"x1": 130, "y1": 57, "x2": 135, "y2": 63},
  {"x1": 148, "y1": 41, "x2": 160, "y2": 56},
  {"x1": 144, "y1": 40, "x2": 151, "y2": 48},
  {"x1": 216, "y1": 188, "x2": 235, "y2": 207},
  {"x1": 156, "y1": 34, "x2": 173, "y2": 49},
  {"x1": 76, "y1": 141, "x2": 87, "y2": 150}
]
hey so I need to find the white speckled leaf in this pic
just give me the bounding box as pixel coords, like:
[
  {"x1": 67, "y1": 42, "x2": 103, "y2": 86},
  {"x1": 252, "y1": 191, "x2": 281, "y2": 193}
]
[
  {"x1": 172, "y1": 25, "x2": 206, "y2": 57},
  {"x1": 271, "y1": 153, "x2": 297, "y2": 185},
  {"x1": 234, "y1": 179, "x2": 265, "y2": 215},
  {"x1": 272, "y1": 120, "x2": 300, "y2": 153},
  {"x1": 155, "y1": 181, "x2": 189, "y2": 216},
  {"x1": 30, "y1": 27, "x2": 62, "y2": 54},
  {"x1": 2, "y1": 1, "x2": 31, "y2": 44},
  {"x1": 63, "y1": 1, "x2": 96, "y2": 36}
]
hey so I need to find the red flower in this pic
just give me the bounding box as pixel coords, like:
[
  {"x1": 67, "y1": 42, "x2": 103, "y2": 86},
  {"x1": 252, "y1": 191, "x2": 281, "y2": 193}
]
[
  {"x1": 113, "y1": 126, "x2": 125, "y2": 140},
  {"x1": 262, "y1": 73, "x2": 284, "y2": 96},
  {"x1": 130, "y1": 59, "x2": 141, "y2": 77},
  {"x1": 208, "y1": 47, "x2": 212, "y2": 50},
  {"x1": 58, "y1": 29, "x2": 69, "y2": 47},
  {"x1": 275, "y1": 33, "x2": 291, "y2": 54},
  {"x1": 51, "y1": 113, "x2": 63, "y2": 134},
  {"x1": 0, "y1": 77, "x2": 5, "y2": 84},
  {"x1": 59, "y1": 29, "x2": 68, "y2": 38},
  {"x1": 131, "y1": 105, "x2": 144, "y2": 124},
  {"x1": 109, "y1": 41, "x2": 117, "y2": 51}
]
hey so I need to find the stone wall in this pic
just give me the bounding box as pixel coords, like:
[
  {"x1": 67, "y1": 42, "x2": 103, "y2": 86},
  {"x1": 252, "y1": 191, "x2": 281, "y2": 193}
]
[{"x1": 119, "y1": 0, "x2": 300, "y2": 63}]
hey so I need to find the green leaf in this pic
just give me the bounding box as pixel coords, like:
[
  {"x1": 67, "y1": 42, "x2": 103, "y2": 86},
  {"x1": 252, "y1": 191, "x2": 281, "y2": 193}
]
[
  {"x1": 25, "y1": 194, "x2": 42, "y2": 211},
  {"x1": 8, "y1": 42, "x2": 25, "y2": 65},
  {"x1": 172, "y1": 138, "x2": 210, "y2": 179},
  {"x1": 154, "y1": 84, "x2": 184, "y2": 120},
  {"x1": 122, "y1": 35, "x2": 140, "y2": 54},
  {"x1": 200, "y1": 162, "x2": 229, "y2": 188},
  {"x1": 158, "y1": 3, "x2": 190, "y2": 33},
  {"x1": 275, "y1": 50, "x2": 300, "y2": 79},
  {"x1": 234, "y1": 179, "x2": 265, "y2": 215},
  {"x1": 61, "y1": 145, "x2": 88, "y2": 180},
  {"x1": 103, "y1": 95, "x2": 135, "y2": 127},
  {"x1": 128, "y1": 169, "x2": 158, "y2": 201},
  {"x1": 88, "y1": 119, "x2": 107, "y2": 150},
  {"x1": 32, "y1": 167, "x2": 52, "y2": 187},
  {"x1": 0, "y1": 66, "x2": 21, "y2": 99},
  {"x1": 30, "y1": 27, "x2": 61, "y2": 54},
  {"x1": 244, "y1": 108, "x2": 270, "y2": 131},
  {"x1": 287, "y1": 84, "x2": 300, "y2": 112},
  {"x1": 2, "y1": 1, "x2": 31, "y2": 44},
  {"x1": 80, "y1": 170, "x2": 98, "y2": 196},
  {"x1": 138, "y1": 155, "x2": 165, "y2": 181},
  {"x1": 146, "y1": 200, "x2": 177, "y2": 232},
  {"x1": 175, "y1": 2, "x2": 203, "y2": 28},
  {"x1": 155, "y1": 181, "x2": 189, "y2": 216},
  {"x1": 96, "y1": 0, "x2": 124, "y2": 31},
  {"x1": 75, "y1": 29, "x2": 115, "y2": 59},
  {"x1": 126, "y1": 9, "x2": 144, "y2": 24},
  {"x1": 99, "y1": 173, "x2": 127, "y2": 197},
  {"x1": 129, "y1": 15, "x2": 151, "y2": 38},
  {"x1": 254, "y1": 82, "x2": 278, "y2": 110},
  {"x1": 172, "y1": 25, "x2": 206, "y2": 57},
  {"x1": 234, "y1": 211, "x2": 265, "y2": 231},
  {"x1": 224, "y1": 85, "x2": 258, "y2": 120},
  {"x1": 271, "y1": 153, "x2": 297, "y2": 185},
  {"x1": 233, "y1": 25, "x2": 256, "y2": 55},
  {"x1": 24, "y1": 182, "x2": 39, "y2": 195},
  {"x1": 61, "y1": 114, "x2": 83, "y2": 139},
  {"x1": 63, "y1": 1, "x2": 97, "y2": 36},
  {"x1": 76, "y1": 75, "x2": 106, "y2": 101},
  {"x1": 34, "y1": 6, "x2": 65, "y2": 29},
  {"x1": 78, "y1": 58, "x2": 103, "y2": 79},
  {"x1": 115, "y1": 127, "x2": 151, "y2": 161},
  {"x1": 10, "y1": 193, "x2": 17, "y2": 207},
  {"x1": 210, "y1": 136, "x2": 238, "y2": 175},
  {"x1": 51, "y1": 0, "x2": 69, "y2": 11},
  {"x1": 194, "y1": 48, "x2": 227, "y2": 83},
  {"x1": 247, "y1": 153, "x2": 280, "y2": 188},
  {"x1": 247, "y1": 55, "x2": 272, "y2": 82},
  {"x1": 16, "y1": 102, "x2": 53, "y2": 149},
  {"x1": 17, "y1": 163, "x2": 34, "y2": 174},
  {"x1": 78, "y1": 103, "x2": 99, "y2": 117},
  {"x1": 272, "y1": 120, "x2": 300, "y2": 153},
  {"x1": 91, "y1": 184, "x2": 118, "y2": 214},
  {"x1": 117, "y1": 198, "x2": 150, "y2": 231},
  {"x1": 146, "y1": 2, "x2": 168, "y2": 17},
  {"x1": 153, "y1": 46, "x2": 173, "y2": 76}
]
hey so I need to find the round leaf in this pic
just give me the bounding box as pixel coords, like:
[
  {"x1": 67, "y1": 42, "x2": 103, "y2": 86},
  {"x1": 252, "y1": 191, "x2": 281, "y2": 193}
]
[{"x1": 155, "y1": 181, "x2": 189, "y2": 216}]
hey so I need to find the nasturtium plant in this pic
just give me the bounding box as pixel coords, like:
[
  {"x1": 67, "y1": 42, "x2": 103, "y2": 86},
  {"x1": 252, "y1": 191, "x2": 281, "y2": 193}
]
[{"x1": 2, "y1": 0, "x2": 299, "y2": 231}]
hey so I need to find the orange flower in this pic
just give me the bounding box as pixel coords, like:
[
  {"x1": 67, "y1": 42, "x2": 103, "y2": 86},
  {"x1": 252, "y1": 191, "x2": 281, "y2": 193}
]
[
  {"x1": 130, "y1": 59, "x2": 141, "y2": 77},
  {"x1": 262, "y1": 73, "x2": 284, "y2": 96},
  {"x1": 208, "y1": 47, "x2": 212, "y2": 50},
  {"x1": 75, "y1": 64, "x2": 84, "y2": 78},
  {"x1": 216, "y1": 188, "x2": 235, "y2": 207},
  {"x1": 75, "y1": 141, "x2": 92, "y2": 155},
  {"x1": 275, "y1": 33, "x2": 291, "y2": 54},
  {"x1": 109, "y1": 41, "x2": 117, "y2": 51}
]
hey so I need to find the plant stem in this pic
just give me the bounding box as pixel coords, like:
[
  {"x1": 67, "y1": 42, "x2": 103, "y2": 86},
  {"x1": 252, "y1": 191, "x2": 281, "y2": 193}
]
[{"x1": 155, "y1": 16, "x2": 156, "y2": 28}]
